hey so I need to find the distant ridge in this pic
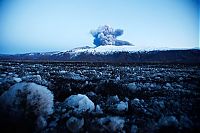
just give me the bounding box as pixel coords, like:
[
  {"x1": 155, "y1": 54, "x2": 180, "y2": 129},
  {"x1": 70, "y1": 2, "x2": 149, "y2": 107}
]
[{"x1": 0, "y1": 45, "x2": 200, "y2": 64}]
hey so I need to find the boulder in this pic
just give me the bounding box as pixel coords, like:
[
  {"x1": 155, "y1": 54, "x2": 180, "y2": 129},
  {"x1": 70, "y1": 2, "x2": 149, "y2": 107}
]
[
  {"x1": 96, "y1": 116, "x2": 125, "y2": 132},
  {"x1": 158, "y1": 116, "x2": 179, "y2": 130},
  {"x1": 66, "y1": 117, "x2": 84, "y2": 133},
  {"x1": 63, "y1": 94, "x2": 95, "y2": 113},
  {"x1": 116, "y1": 101, "x2": 128, "y2": 112}
]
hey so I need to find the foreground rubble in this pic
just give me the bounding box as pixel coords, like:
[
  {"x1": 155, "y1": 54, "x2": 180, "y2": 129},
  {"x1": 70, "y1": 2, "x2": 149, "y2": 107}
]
[{"x1": 0, "y1": 62, "x2": 200, "y2": 133}]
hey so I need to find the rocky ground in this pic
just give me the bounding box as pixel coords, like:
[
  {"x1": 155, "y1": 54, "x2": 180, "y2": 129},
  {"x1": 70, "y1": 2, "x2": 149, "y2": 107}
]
[{"x1": 0, "y1": 61, "x2": 200, "y2": 133}]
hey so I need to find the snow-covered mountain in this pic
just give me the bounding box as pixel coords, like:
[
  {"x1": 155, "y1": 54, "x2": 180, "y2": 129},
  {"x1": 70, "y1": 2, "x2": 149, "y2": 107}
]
[
  {"x1": 0, "y1": 45, "x2": 200, "y2": 63},
  {"x1": 69, "y1": 45, "x2": 184, "y2": 53},
  {"x1": 11, "y1": 45, "x2": 198, "y2": 56}
]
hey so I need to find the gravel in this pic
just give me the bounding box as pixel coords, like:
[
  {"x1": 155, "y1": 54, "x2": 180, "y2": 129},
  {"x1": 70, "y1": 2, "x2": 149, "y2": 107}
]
[{"x1": 0, "y1": 62, "x2": 200, "y2": 133}]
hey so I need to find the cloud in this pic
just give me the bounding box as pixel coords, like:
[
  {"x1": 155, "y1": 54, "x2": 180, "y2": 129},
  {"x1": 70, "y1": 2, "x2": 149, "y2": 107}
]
[{"x1": 91, "y1": 25, "x2": 132, "y2": 47}]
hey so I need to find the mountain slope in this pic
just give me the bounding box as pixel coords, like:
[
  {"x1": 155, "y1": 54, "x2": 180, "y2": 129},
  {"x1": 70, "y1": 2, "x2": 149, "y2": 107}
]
[{"x1": 0, "y1": 45, "x2": 200, "y2": 63}]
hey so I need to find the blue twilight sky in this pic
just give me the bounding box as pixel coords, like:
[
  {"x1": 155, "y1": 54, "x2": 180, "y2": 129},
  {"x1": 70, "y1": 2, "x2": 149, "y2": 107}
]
[{"x1": 0, "y1": 0, "x2": 199, "y2": 54}]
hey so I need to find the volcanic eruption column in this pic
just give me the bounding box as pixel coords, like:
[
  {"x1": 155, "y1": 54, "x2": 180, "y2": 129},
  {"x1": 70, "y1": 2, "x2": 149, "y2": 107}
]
[{"x1": 91, "y1": 25, "x2": 132, "y2": 47}]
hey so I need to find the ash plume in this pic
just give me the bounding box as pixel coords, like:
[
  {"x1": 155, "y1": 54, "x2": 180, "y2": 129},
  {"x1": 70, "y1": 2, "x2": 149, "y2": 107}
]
[{"x1": 91, "y1": 25, "x2": 132, "y2": 47}]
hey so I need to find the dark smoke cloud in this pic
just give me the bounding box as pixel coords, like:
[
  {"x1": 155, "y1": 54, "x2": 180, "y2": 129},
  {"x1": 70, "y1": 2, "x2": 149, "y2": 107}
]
[{"x1": 91, "y1": 25, "x2": 132, "y2": 47}]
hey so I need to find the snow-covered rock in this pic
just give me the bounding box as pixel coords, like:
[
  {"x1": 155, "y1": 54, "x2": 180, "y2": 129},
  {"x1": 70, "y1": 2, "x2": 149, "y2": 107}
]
[
  {"x1": 107, "y1": 95, "x2": 120, "y2": 105},
  {"x1": 179, "y1": 115, "x2": 193, "y2": 129},
  {"x1": 0, "y1": 82, "x2": 54, "y2": 117},
  {"x1": 36, "y1": 116, "x2": 47, "y2": 130},
  {"x1": 22, "y1": 75, "x2": 42, "y2": 83},
  {"x1": 116, "y1": 101, "x2": 128, "y2": 112},
  {"x1": 64, "y1": 72, "x2": 87, "y2": 81},
  {"x1": 0, "y1": 82, "x2": 54, "y2": 131},
  {"x1": 127, "y1": 82, "x2": 140, "y2": 92},
  {"x1": 13, "y1": 77, "x2": 22, "y2": 83},
  {"x1": 66, "y1": 117, "x2": 84, "y2": 133},
  {"x1": 95, "y1": 104, "x2": 103, "y2": 114},
  {"x1": 131, "y1": 124, "x2": 138, "y2": 133},
  {"x1": 158, "y1": 116, "x2": 179, "y2": 128},
  {"x1": 63, "y1": 94, "x2": 95, "y2": 113},
  {"x1": 59, "y1": 70, "x2": 68, "y2": 74},
  {"x1": 96, "y1": 116, "x2": 125, "y2": 132}
]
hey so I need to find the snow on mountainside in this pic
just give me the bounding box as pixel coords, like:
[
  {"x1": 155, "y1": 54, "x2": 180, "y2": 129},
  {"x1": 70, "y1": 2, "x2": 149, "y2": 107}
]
[
  {"x1": 5, "y1": 45, "x2": 199, "y2": 57},
  {"x1": 49, "y1": 45, "x2": 198, "y2": 59},
  {"x1": 0, "y1": 44, "x2": 199, "y2": 63},
  {"x1": 68, "y1": 45, "x2": 193, "y2": 54}
]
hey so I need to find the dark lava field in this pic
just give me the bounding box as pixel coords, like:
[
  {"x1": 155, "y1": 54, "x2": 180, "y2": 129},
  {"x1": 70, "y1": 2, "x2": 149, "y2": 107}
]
[{"x1": 0, "y1": 61, "x2": 200, "y2": 133}]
